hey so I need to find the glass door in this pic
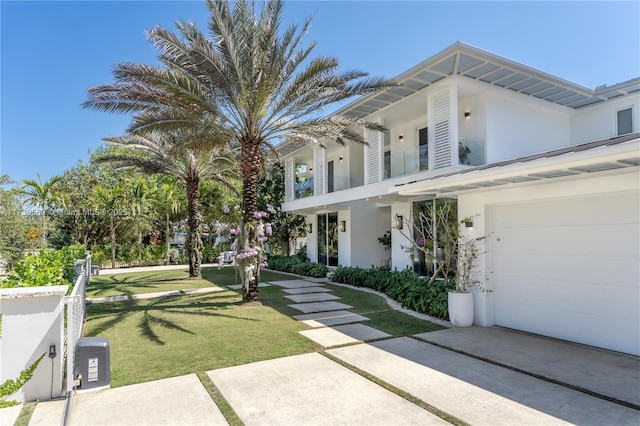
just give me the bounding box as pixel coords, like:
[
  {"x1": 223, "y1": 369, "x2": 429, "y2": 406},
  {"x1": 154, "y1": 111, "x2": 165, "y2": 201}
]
[{"x1": 317, "y1": 213, "x2": 339, "y2": 266}]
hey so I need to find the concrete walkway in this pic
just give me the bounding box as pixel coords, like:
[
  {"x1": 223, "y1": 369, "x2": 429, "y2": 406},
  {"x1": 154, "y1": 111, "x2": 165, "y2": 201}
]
[{"x1": 23, "y1": 267, "x2": 640, "y2": 425}]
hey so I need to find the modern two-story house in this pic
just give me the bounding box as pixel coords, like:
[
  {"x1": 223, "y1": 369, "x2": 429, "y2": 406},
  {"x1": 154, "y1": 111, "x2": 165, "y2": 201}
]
[{"x1": 278, "y1": 42, "x2": 640, "y2": 356}]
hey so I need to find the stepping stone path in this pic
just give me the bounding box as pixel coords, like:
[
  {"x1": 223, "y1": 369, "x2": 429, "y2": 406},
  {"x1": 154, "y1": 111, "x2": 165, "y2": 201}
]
[{"x1": 267, "y1": 279, "x2": 391, "y2": 348}]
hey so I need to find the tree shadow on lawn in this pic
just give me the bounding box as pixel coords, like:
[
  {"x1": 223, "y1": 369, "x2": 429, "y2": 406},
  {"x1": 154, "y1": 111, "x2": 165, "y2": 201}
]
[
  {"x1": 88, "y1": 271, "x2": 209, "y2": 297},
  {"x1": 87, "y1": 292, "x2": 260, "y2": 345}
]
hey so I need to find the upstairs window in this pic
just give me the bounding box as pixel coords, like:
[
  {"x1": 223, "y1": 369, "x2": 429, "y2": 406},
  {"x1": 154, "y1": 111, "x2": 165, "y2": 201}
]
[{"x1": 617, "y1": 107, "x2": 633, "y2": 135}]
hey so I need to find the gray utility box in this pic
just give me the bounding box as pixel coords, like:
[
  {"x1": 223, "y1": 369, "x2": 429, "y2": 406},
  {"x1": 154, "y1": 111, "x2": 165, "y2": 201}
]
[{"x1": 75, "y1": 337, "x2": 110, "y2": 390}]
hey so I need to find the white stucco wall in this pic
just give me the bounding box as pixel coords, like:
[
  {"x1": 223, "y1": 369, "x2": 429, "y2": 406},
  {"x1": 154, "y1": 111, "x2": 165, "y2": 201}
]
[
  {"x1": 391, "y1": 202, "x2": 414, "y2": 271},
  {"x1": 458, "y1": 93, "x2": 487, "y2": 144},
  {"x1": 347, "y1": 201, "x2": 390, "y2": 268},
  {"x1": 0, "y1": 286, "x2": 67, "y2": 403},
  {"x1": 485, "y1": 92, "x2": 571, "y2": 162},
  {"x1": 305, "y1": 214, "x2": 318, "y2": 262},
  {"x1": 570, "y1": 94, "x2": 640, "y2": 144}
]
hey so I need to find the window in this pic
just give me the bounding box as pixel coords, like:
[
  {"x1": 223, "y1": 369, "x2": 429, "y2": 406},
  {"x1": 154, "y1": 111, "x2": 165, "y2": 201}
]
[
  {"x1": 419, "y1": 127, "x2": 428, "y2": 171},
  {"x1": 617, "y1": 107, "x2": 633, "y2": 135}
]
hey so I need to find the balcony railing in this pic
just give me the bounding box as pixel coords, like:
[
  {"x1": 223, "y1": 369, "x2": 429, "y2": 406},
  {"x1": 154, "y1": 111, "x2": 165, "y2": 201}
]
[
  {"x1": 459, "y1": 138, "x2": 485, "y2": 166},
  {"x1": 387, "y1": 150, "x2": 420, "y2": 178},
  {"x1": 295, "y1": 179, "x2": 314, "y2": 199}
]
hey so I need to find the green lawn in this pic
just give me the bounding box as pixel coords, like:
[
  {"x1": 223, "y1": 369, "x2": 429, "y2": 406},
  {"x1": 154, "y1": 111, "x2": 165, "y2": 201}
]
[
  {"x1": 85, "y1": 267, "x2": 442, "y2": 389},
  {"x1": 87, "y1": 266, "x2": 296, "y2": 298}
]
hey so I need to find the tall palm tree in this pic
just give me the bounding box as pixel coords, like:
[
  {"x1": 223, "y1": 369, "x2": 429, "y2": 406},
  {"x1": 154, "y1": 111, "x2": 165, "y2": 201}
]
[
  {"x1": 93, "y1": 132, "x2": 238, "y2": 277},
  {"x1": 93, "y1": 185, "x2": 126, "y2": 268},
  {"x1": 83, "y1": 0, "x2": 396, "y2": 300},
  {"x1": 21, "y1": 174, "x2": 63, "y2": 247},
  {"x1": 155, "y1": 181, "x2": 185, "y2": 265}
]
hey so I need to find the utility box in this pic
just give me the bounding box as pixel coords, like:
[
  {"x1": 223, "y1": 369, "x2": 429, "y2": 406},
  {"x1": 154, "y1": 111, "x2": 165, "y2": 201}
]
[{"x1": 75, "y1": 337, "x2": 110, "y2": 390}]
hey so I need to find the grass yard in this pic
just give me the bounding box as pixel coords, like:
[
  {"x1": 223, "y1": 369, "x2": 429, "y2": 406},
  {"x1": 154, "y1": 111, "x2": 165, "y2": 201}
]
[
  {"x1": 87, "y1": 266, "x2": 294, "y2": 298},
  {"x1": 86, "y1": 290, "x2": 320, "y2": 387},
  {"x1": 85, "y1": 266, "x2": 442, "y2": 388}
]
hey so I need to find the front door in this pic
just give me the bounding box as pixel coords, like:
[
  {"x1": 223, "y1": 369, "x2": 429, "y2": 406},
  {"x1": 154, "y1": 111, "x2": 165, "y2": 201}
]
[{"x1": 317, "y1": 212, "x2": 339, "y2": 266}]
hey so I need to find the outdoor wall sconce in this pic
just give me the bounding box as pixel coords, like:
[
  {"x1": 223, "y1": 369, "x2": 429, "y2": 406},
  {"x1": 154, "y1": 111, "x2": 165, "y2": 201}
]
[
  {"x1": 309, "y1": 167, "x2": 313, "y2": 172},
  {"x1": 465, "y1": 220, "x2": 474, "y2": 228},
  {"x1": 307, "y1": 223, "x2": 313, "y2": 233},
  {"x1": 339, "y1": 220, "x2": 346, "y2": 232},
  {"x1": 398, "y1": 134, "x2": 404, "y2": 141},
  {"x1": 464, "y1": 111, "x2": 471, "y2": 118},
  {"x1": 395, "y1": 215, "x2": 403, "y2": 230},
  {"x1": 339, "y1": 156, "x2": 343, "y2": 161}
]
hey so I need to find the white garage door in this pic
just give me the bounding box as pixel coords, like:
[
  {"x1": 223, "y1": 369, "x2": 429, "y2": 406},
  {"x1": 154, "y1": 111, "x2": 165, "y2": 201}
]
[{"x1": 490, "y1": 192, "x2": 640, "y2": 355}]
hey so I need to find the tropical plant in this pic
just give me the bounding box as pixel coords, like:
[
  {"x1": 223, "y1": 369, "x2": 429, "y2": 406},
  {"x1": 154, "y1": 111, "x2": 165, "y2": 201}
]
[
  {"x1": 0, "y1": 353, "x2": 45, "y2": 408},
  {"x1": 0, "y1": 175, "x2": 33, "y2": 270},
  {"x1": 154, "y1": 180, "x2": 185, "y2": 265},
  {"x1": 93, "y1": 184, "x2": 126, "y2": 268},
  {"x1": 20, "y1": 174, "x2": 63, "y2": 247},
  {"x1": 82, "y1": 0, "x2": 396, "y2": 300},
  {"x1": 92, "y1": 132, "x2": 238, "y2": 277}
]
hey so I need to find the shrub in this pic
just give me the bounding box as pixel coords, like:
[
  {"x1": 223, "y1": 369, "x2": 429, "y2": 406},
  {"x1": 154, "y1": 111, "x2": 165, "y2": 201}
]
[
  {"x1": 331, "y1": 265, "x2": 454, "y2": 320},
  {"x1": 1, "y1": 245, "x2": 86, "y2": 289},
  {"x1": 266, "y1": 255, "x2": 327, "y2": 278}
]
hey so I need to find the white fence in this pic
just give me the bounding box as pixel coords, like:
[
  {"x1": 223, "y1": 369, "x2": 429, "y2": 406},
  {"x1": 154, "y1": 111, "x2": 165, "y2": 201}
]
[{"x1": 64, "y1": 255, "x2": 91, "y2": 393}]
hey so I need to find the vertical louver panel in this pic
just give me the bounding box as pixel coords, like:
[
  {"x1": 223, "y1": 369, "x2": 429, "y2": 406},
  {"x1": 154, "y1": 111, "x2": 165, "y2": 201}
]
[
  {"x1": 285, "y1": 158, "x2": 294, "y2": 202},
  {"x1": 432, "y1": 90, "x2": 452, "y2": 169},
  {"x1": 365, "y1": 127, "x2": 382, "y2": 184},
  {"x1": 314, "y1": 147, "x2": 325, "y2": 196}
]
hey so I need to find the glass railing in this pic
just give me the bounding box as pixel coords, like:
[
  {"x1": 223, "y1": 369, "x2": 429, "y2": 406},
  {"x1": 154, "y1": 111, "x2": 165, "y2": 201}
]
[
  {"x1": 459, "y1": 138, "x2": 485, "y2": 166},
  {"x1": 388, "y1": 150, "x2": 420, "y2": 178},
  {"x1": 328, "y1": 176, "x2": 349, "y2": 193},
  {"x1": 295, "y1": 179, "x2": 314, "y2": 199}
]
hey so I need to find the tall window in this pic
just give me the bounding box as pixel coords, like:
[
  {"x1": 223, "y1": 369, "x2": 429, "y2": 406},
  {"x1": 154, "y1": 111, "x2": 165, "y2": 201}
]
[
  {"x1": 419, "y1": 127, "x2": 428, "y2": 171},
  {"x1": 617, "y1": 107, "x2": 633, "y2": 135}
]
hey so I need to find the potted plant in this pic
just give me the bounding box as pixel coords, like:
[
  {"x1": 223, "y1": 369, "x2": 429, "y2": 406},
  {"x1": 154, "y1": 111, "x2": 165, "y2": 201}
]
[{"x1": 448, "y1": 218, "x2": 489, "y2": 327}]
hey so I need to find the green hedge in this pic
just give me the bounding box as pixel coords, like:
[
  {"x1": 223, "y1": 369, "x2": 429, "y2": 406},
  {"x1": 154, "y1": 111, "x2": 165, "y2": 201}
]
[
  {"x1": 266, "y1": 255, "x2": 328, "y2": 278},
  {"x1": 1, "y1": 245, "x2": 86, "y2": 289},
  {"x1": 331, "y1": 266, "x2": 454, "y2": 320}
]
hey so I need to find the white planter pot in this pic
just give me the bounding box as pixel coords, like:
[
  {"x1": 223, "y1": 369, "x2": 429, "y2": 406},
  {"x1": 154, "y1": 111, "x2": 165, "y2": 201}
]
[{"x1": 448, "y1": 291, "x2": 474, "y2": 327}]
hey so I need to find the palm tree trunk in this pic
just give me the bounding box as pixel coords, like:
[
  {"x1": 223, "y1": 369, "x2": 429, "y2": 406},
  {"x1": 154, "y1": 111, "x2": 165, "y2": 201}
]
[
  {"x1": 186, "y1": 177, "x2": 202, "y2": 278},
  {"x1": 110, "y1": 217, "x2": 116, "y2": 269},
  {"x1": 241, "y1": 140, "x2": 262, "y2": 302},
  {"x1": 138, "y1": 229, "x2": 142, "y2": 266},
  {"x1": 166, "y1": 212, "x2": 171, "y2": 266}
]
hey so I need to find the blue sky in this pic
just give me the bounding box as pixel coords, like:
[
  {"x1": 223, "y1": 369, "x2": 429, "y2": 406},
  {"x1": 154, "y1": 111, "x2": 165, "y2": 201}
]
[{"x1": 1, "y1": 1, "x2": 638, "y2": 184}]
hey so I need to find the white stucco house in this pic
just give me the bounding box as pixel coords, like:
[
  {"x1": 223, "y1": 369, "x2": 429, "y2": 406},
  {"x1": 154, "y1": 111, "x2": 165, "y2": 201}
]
[{"x1": 278, "y1": 42, "x2": 640, "y2": 356}]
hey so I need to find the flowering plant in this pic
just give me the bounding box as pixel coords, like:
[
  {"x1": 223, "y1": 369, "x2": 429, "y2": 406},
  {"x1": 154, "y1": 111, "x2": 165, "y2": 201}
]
[{"x1": 219, "y1": 205, "x2": 273, "y2": 293}]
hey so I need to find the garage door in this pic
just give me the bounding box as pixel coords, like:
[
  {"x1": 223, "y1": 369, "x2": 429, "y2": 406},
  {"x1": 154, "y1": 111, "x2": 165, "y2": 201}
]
[{"x1": 490, "y1": 192, "x2": 640, "y2": 355}]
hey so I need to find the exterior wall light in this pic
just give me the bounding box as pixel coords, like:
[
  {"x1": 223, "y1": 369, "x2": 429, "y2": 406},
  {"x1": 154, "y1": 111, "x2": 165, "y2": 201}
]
[
  {"x1": 398, "y1": 135, "x2": 404, "y2": 141},
  {"x1": 395, "y1": 215, "x2": 403, "y2": 230},
  {"x1": 464, "y1": 112, "x2": 471, "y2": 118},
  {"x1": 339, "y1": 156, "x2": 343, "y2": 161},
  {"x1": 465, "y1": 220, "x2": 474, "y2": 228},
  {"x1": 339, "y1": 220, "x2": 346, "y2": 232},
  {"x1": 307, "y1": 223, "x2": 313, "y2": 233}
]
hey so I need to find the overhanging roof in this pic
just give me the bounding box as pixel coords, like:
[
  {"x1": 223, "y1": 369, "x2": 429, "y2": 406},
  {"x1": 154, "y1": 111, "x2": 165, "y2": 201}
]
[{"x1": 339, "y1": 41, "x2": 640, "y2": 119}]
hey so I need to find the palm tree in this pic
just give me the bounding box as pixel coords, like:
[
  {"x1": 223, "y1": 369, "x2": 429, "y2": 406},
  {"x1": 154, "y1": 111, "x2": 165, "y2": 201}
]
[
  {"x1": 93, "y1": 132, "x2": 238, "y2": 277},
  {"x1": 93, "y1": 185, "x2": 126, "y2": 268},
  {"x1": 155, "y1": 181, "x2": 184, "y2": 265},
  {"x1": 21, "y1": 174, "x2": 63, "y2": 247},
  {"x1": 83, "y1": 0, "x2": 396, "y2": 300}
]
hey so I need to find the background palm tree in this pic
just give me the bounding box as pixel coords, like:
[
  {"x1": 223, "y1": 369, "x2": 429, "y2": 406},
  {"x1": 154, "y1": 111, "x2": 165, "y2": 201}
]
[
  {"x1": 20, "y1": 174, "x2": 63, "y2": 247},
  {"x1": 83, "y1": 0, "x2": 395, "y2": 300},
  {"x1": 154, "y1": 181, "x2": 185, "y2": 265},
  {"x1": 93, "y1": 185, "x2": 126, "y2": 268},
  {"x1": 93, "y1": 132, "x2": 238, "y2": 277}
]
